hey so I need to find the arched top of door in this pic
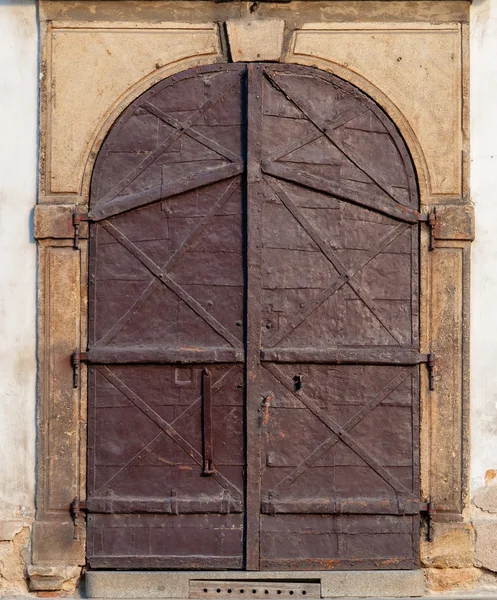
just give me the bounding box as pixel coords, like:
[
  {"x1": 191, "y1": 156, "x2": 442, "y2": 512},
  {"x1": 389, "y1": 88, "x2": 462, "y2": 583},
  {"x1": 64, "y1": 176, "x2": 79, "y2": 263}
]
[{"x1": 89, "y1": 62, "x2": 420, "y2": 222}]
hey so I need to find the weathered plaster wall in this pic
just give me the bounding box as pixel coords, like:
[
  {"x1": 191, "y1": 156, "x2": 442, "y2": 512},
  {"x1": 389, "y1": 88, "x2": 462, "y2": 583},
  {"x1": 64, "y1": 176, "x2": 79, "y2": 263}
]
[
  {"x1": 0, "y1": 0, "x2": 38, "y2": 591},
  {"x1": 471, "y1": 0, "x2": 497, "y2": 491},
  {"x1": 470, "y1": 0, "x2": 497, "y2": 577}
]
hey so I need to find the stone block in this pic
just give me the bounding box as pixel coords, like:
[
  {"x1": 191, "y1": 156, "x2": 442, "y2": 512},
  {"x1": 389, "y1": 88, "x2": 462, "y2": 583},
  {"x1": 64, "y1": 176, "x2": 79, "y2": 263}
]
[
  {"x1": 36, "y1": 247, "x2": 81, "y2": 513},
  {"x1": 86, "y1": 570, "x2": 424, "y2": 599},
  {"x1": 87, "y1": 571, "x2": 189, "y2": 598},
  {"x1": 0, "y1": 527, "x2": 30, "y2": 594},
  {"x1": 34, "y1": 204, "x2": 88, "y2": 240},
  {"x1": 425, "y1": 567, "x2": 481, "y2": 592},
  {"x1": 421, "y1": 522, "x2": 474, "y2": 568},
  {"x1": 320, "y1": 569, "x2": 424, "y2": 597},
  {"x1": 474, "y1": 519, "x2": 497, "y2": 572},
  {"x1": 32, "y1": 521, "x2": 85, "y2": 565},
  {"x1": 226, "y1": 19, "x2": 285, "y2": 62},
  {"x1": 434, "y1": 205, "x2": 475, "y2": 241},
  {"x1": 28, "y1": 564, "x2": 82, "y2": 592}
]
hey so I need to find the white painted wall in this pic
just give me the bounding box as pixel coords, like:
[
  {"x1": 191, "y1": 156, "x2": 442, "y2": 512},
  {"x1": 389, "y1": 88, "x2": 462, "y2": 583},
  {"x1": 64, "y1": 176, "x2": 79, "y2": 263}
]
[
  {"x1": 470, "y1": 0, "x2": 497, "y2": 493},
  {"x1": 0, "y1": 0, "x2": 38, "y2": 524}
]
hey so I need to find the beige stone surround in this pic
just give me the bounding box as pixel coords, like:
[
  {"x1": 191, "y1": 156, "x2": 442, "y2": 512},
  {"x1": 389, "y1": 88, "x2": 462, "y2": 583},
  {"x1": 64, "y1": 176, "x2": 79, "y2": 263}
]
[{"x1": 32, "y1": 1, "x2": 475, "y2": 594}]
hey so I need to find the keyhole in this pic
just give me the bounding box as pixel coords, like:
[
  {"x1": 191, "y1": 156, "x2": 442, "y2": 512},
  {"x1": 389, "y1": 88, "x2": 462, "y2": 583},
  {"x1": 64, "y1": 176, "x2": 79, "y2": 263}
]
[{"x1": 294, "y1": 374, "x2": 304, "y2": 391}]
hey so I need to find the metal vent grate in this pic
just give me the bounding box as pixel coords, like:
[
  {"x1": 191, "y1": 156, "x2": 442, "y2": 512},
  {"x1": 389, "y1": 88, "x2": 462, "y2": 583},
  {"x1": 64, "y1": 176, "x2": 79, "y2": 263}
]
[{"x1": 190, "y1": 581, "x2": 320, "y2": 599}]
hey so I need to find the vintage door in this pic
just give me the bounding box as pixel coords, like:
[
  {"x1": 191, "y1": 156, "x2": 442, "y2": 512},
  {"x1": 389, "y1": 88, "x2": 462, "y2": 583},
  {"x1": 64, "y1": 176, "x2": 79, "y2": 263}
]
[{"x1": 86, "y1": 63, "x2": 422, "y2": 570}]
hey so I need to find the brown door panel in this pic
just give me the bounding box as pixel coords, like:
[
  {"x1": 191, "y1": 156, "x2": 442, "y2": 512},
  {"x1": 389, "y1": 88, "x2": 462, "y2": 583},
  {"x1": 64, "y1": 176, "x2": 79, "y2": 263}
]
[{"x1": 87, "y1": 63, "x2": 420, "y2": 570}]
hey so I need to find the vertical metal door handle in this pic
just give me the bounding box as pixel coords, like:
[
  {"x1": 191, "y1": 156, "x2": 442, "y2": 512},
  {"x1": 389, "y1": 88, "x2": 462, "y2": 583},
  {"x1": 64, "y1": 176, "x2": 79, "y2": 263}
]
[{"x1": 202, "y1": 368, "x2": 214, "y2": 475}]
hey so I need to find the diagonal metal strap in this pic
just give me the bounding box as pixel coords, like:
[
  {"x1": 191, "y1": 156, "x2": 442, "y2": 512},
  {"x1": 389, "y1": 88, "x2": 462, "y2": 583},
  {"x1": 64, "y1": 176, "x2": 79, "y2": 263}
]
[
  {"x1": 90, "y1": 163, "x2": 243, "y2": 221},
  {"x1": 94, "y1": 178, "x2": 241, "y2": 346},
  {"x1": 271, "y1": 369, "x2": 411, "y2": 494},
  {"x1": 143, "y1": 101, "x2": 242, "y2": 164},
  {"x1": 97, "y1": 366, "x2": 243, "y2": 500},
  {"x1": 265, "y1": 178, "x2": 407, "y2": 346},
  {"x1": 97, "y1": 70, "x2": 244, "y2": 207},
  {"x1": 264, "y1": 178, "x2": 409, "y2": 347},
  {"x1": 101, "y1": 221, "x2": 242, "y2": 349},
  {"x1": 265, "y1": 363, "x2": 412, "y2": 495},
  {"x1": 266, "y1": 70, "x2": 410, "y2": 208},
  {"x1": 93, "y1": 365, "x2": 242, "y2": 495},
  {"x1": 262, "y1": 161, "x2": 421, "y2": 224},
  {"x1": 164, "y1": 178, "x2": 241, "y2": 272},
  {"x1": 266, "y1": 107, "x2": 369, "y2": 163}
]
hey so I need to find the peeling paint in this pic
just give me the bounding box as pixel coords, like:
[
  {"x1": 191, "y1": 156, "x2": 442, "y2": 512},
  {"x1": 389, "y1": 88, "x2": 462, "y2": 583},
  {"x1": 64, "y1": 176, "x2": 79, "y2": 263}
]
[{"x1": 486, "y1": 469, "x2": 497, "y2": 485}]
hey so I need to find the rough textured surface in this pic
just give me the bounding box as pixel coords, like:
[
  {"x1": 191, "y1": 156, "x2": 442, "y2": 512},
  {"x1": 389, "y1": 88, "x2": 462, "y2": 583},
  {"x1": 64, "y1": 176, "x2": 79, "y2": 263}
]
[
  {"x1": 470, "y1": 0, "x2": 497, "y2": 494},
  {"x1": 226, "y1": 19, "x2": 285, "y2": 62},
  {"x1": 425, "y1": 567, "x2": 481, "y2": 592},
  {"x1": 85, "y1": 61, "x2": 421, "y2": 571},
  {"x1": 33, "y1": 241, "x2": 86, "y2": 575},
  {"x1": 27, "y1": 564, "x2": 81, "y2": 592},
  {"x1": 291, "y1": 22, "x2": 463, "y2": 200},
  {"x1": 86, "y1": 570, "x2": 424, "y2": 599},
  {"x1": 320, "y1": 570, "x2": 424, "y2": 597},
  {"x1": 0, "y1": 528, "x2": 30, "y2": 595},
  {"x1": 473, "y1": 481, "x2": 497, "y2": 513},
  {"x1": 34, "y1": 204, "x2": 88, "y2": 240},
  {"x1": 421, "y1": 523, "x2": 474, "y2": 568},
  {"x1": 428, "y1": 241, "x2": 469, "y2": 514},
  {"x1": 40, "y1": 1, "x2": 470, "y2": 26},
  {"x1": 43, "y1": 22, "x2": 222, "y2": 197},
  {"x1": 474, "y1": 519, "x2": 497, "y2": 572},
  {"x1": 0, "y1": 521, "x2": 28, "y2": 542},
  {"x1": 434, "y1": 205, "x2": 475, "y2": 242}
]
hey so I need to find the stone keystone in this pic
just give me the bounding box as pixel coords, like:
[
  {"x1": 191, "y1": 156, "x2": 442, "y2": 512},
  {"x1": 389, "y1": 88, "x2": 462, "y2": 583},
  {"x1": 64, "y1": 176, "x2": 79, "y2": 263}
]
[{"x1": 226, "y1": 19, "x2": 285, "y2": 62}]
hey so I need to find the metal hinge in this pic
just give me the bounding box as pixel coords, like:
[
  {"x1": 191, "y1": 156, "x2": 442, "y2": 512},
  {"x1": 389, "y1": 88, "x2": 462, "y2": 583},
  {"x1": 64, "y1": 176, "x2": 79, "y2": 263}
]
[
  {"x1": 69, "y1": 496, "x2": 88, "y2": 540},
  {"x1": 420, "y1": 497, "x2": 436, "y2": 542},
  {"x1": 420, "y1": 352, "x2": 436, "y2": 391},
  {"x1": 419, "y1": 209, "x2": 437, "y2": 251},
  {"x1": 427, "y1": 352, "x2": 436, "y2": 391},
  {"x1": 72, "y1": 207, "x2": 90, "y2": 250},
  {"x1": 71, "y1": 351, "x2": 88, "y2": 389}
]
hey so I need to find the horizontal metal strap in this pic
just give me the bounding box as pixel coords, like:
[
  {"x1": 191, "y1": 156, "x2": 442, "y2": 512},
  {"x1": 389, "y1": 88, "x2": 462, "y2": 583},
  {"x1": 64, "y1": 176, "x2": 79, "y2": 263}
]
[
  {"x1": 82, "y1": 346, "x2": 244, "y2": 364},
  {"x1": 261, "y1": 347, "x2": 430, "y2": 365},
  {"x1": 88, "y1": 556, "x2": 242, "y2": 570},
  {"x1": 261, "y1": 496, "x2": 422, "y2": 516},
  {"x1": 86, "y1": 493, "x2": 242, "y2": 515}
]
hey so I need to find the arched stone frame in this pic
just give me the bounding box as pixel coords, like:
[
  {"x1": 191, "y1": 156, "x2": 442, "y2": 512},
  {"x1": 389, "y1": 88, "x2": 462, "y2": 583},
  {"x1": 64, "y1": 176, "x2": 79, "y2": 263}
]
[{"x1": 31, "y1": 6, "x2": 474, "y2": 594}]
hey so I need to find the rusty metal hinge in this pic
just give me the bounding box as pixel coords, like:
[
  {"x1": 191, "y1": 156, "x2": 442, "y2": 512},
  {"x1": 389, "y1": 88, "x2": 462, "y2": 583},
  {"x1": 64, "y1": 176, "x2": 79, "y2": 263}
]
[
  {"x1": 73, "y1": 207, "x2": 90, "y2": 250},
  {"x1": 427, "y1": 352, "x2": 436, "y2": 391},
  {"x1": 71, "y1": 351, "x2": 88, "y2": 389},
  {"x1": 70, "y1": 496, "x2": 88, "y2": 540},
  {"x1": 419, "y1": 209, "x2": 437, "y2": 251},
  {"x1": 420, "y1": 352, "x2": 436, "y2": 390},
  {"x1": 420, "y1": 497, "x2": 436, "y2": 542}
]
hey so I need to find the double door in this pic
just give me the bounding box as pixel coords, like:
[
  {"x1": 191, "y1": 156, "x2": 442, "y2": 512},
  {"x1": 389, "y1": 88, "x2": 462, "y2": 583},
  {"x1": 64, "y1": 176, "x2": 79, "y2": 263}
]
[{"x1": 86, "y1": 63, "x2": 421, "y2": 570}]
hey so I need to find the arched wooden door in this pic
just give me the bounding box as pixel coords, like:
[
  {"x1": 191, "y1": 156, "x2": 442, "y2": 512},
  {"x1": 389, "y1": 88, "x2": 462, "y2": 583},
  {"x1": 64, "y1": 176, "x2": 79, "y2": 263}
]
[{"x1": 86, "y1": 63, "x2": 423, "y2": 571}]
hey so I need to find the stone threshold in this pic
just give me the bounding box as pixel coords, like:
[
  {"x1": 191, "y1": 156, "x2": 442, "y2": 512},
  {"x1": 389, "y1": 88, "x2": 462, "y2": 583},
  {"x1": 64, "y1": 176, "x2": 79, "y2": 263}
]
[{"x1": 85, "y1": 570, "x2": 425, "y2": 599}]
